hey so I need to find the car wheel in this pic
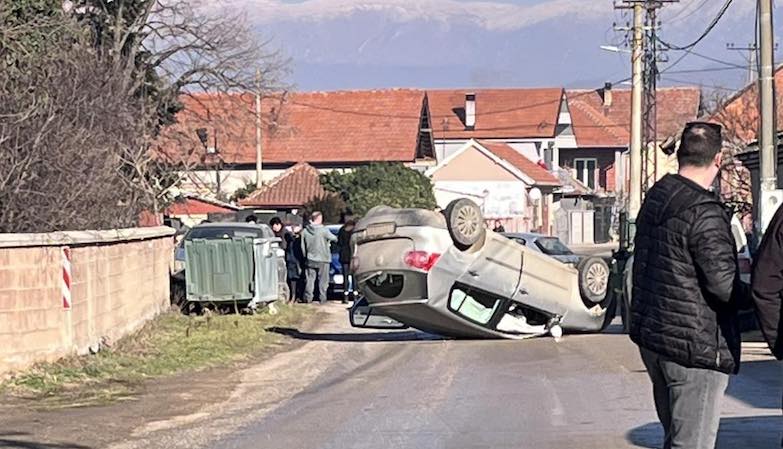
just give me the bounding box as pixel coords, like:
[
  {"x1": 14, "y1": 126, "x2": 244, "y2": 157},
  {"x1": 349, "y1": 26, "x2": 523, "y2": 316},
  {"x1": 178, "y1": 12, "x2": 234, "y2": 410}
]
[
  {"x1": 577, "y1": 256, "x2": 610, "y2": 304},
  {"x1": 445, "y1": 198, "x2": 486, "y2": 250}
]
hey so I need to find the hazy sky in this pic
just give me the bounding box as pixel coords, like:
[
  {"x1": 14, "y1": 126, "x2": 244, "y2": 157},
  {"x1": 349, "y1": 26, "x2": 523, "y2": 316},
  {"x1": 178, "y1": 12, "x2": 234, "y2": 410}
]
[{"x1": 228, "y1": 0, "x2": 779, "y2": 92}]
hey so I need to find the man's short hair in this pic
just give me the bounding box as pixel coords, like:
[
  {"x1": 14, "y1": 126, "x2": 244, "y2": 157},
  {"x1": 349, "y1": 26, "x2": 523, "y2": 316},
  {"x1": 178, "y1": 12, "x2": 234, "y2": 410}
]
[
  {"x1": 269, "y1": 217, "x2": 282, "y2": 227},
  {"x1": 677, "y1": 122, "x2": 723, "y2": 168},
  {"x1": 310, "y1": 211, "x2": 323, "y2": 221},
  {"x1": 245, "y1": 214, "x2": 258, "y2": 223}
]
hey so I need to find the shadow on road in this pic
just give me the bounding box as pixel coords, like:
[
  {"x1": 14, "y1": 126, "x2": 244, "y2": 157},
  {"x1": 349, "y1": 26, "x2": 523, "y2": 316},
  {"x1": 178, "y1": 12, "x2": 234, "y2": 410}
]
[
  {"x1": 726, "y1": 359, "x2": 783, "y2": 409},
  {"x1": 267, "y1": 327, "x2": 444, "y2": 342},
  {"x1": 0, "y1": 432, "x2": 91, "y2": 449},
  {"x1": 627, "y1": 416, "x2": 783, "y2": 449}
]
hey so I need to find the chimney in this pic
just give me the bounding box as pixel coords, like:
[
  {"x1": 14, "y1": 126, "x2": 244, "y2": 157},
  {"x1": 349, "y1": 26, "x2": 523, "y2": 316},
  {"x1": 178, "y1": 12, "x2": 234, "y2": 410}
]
[
  {"x1": 465, "y1": 93, "x2": 476, "y2": 130},
  {"x1": 602, "y1": 82, "x2": 613, "y2": 108}
]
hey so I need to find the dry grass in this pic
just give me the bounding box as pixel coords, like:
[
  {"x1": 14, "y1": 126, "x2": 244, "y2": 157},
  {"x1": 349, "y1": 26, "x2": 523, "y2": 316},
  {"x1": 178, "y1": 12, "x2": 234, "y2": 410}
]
[{"x1": 1, "y1": 304, "x2": 308, "y2": 406}]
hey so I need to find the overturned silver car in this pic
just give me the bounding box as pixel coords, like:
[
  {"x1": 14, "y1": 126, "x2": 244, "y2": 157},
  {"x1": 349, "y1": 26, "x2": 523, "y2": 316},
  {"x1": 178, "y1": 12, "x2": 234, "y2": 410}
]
[{"x1": 349, "y1": 199, "x2": 615, "y2": 339}]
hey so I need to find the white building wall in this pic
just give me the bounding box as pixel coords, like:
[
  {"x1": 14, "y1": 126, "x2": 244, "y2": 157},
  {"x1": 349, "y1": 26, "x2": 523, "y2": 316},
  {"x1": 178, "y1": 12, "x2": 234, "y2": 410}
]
[{"x1": 432, "y1": 180, "x2": 532, "y2": 232}]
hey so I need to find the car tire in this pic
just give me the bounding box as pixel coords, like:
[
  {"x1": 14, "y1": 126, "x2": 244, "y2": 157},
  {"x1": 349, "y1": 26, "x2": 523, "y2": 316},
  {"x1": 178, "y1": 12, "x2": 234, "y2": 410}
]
[
  {"x1": 445, "y1": 198, "x2": 486, "y2": 250},
  {"x1": 577, "y1": 256, "x2": 610, "y2": 304}
]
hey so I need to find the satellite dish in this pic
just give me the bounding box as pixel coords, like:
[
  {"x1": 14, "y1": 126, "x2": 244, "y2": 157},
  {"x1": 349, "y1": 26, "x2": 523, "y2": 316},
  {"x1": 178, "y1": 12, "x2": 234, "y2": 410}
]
[{"x1": 529, "y1": 187, "x2": 542, "y2": 202}]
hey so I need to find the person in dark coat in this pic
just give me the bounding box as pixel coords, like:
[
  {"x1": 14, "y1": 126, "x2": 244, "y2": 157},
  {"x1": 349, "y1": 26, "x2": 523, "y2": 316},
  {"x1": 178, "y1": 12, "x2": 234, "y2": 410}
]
[
  {"x1": 630, "y1": 122, "x2": 749, "y2": 449},
  {"x1": 270, "y1": 217, "x2": 301, "y2": 303},
  {"x1": 752, "y1": 206, "x2": 783, "y2": 359},
  {"x1": 492, "y1": 219, "x2": 506, "y2": 233},
  {"x1": 337, "y1": 220, "x2": 356, "y2": 304}
]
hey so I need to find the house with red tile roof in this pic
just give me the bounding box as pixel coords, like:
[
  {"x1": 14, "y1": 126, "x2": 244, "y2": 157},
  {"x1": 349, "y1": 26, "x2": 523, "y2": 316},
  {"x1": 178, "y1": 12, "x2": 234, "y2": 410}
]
[
  {"x1": 165, "y1": 194, "x2": 241, "y2": 227},
  {"x1": 563, "y1": 85, "x2": 701, "y2": 194},
  {"x1": 709, "y1": 65, "x2": 783, "y2": 144},
  {"x1": 155, "y1": 89, "x2": 435, "y2": 199},
  {"x1": 427, "y1": 88, "x2": 566, "y2": 165},
  {"x1": 239, "y1": 163, "x2": 325, "y2": 211},
  {"x1": 426, "y1": 139, "x2": 560, "y2": 234}
]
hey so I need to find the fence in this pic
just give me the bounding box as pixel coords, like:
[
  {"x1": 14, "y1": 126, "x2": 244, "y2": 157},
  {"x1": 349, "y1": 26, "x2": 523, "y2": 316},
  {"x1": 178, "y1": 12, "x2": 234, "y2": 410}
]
[{"x1": 0, "y1": 227, "x2": 174, "y2": 376}]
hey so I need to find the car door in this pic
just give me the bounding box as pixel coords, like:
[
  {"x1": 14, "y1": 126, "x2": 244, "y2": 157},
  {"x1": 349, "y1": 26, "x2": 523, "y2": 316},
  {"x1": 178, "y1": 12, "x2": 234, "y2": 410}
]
[{"x1": 455, "y1": 234, "x2": 525, "y2": 300}]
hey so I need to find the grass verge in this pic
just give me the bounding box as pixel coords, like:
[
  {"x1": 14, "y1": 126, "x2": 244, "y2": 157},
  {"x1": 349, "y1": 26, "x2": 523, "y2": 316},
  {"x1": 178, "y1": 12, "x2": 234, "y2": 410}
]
[{"x1": 1, "y1": 304, "x2": 308, "y2": 406}]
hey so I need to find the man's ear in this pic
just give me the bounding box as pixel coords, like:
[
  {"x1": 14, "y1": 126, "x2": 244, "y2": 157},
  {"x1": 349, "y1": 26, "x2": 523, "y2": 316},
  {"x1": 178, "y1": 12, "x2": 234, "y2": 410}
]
[{"x1": 715, "y1": 152, "x2": 723, "y2": 168}]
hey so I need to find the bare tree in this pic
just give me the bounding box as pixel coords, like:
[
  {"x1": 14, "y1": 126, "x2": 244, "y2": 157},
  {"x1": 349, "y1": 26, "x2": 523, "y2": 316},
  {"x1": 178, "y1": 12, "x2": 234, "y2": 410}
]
[
  {"x1": 0, "y1": 1, "x2": 288, "y2": 232},
  {"x1": 705, "y1": 88, "x2": 756, "y2": 226}
]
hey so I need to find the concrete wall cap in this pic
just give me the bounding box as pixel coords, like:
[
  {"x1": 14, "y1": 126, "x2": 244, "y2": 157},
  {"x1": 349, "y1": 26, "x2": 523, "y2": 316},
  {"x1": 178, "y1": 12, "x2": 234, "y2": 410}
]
[{"x1": 0, "y1": 226, "x2": 175, "y2": 248}]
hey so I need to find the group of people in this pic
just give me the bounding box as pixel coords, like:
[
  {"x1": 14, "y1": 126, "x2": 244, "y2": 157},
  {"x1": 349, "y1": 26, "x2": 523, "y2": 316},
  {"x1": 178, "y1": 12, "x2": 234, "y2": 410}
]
[
  {"x1": 266, "y1": 211, "x2": 357, "y2": 305},
  {"x1": 631, "y1": 121, "x2": 783, "y2": 449}
]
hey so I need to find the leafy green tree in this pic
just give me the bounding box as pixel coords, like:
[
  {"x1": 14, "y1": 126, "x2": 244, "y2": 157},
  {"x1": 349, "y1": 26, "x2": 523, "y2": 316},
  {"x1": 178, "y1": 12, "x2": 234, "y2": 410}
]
[
  {"x1": 320, "y1": 163, "x2": 437, "y2": 216},
  {"x1": 230, "y1": 182, "x2": 258, "y2": 203}
]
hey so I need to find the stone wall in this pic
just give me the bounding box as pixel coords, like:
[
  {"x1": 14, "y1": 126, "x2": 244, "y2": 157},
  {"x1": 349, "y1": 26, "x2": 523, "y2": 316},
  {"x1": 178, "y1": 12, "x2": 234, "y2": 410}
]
[{"x1": 0, "y1": 227, "x2": 174, "y2": 376}]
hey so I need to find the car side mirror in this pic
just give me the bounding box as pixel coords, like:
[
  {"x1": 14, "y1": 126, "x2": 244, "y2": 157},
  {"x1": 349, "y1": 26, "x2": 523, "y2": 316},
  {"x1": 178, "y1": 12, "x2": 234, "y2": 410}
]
[{"x1": 349, "y1": 297, "x2": 407, "y2": 329}]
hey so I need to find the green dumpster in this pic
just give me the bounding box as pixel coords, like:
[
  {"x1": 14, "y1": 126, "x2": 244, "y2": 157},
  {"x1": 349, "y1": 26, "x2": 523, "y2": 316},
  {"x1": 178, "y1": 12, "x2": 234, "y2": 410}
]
[{"x1": 185, "y1": 235, "x2": 281, "y2": 309}]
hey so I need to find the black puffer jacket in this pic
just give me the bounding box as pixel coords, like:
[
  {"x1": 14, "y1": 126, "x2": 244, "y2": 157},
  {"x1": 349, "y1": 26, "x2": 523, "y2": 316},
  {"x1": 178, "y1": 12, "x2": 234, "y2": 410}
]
[{"x1": 630, "y1": 174, "x2": 743, "y2": 374}]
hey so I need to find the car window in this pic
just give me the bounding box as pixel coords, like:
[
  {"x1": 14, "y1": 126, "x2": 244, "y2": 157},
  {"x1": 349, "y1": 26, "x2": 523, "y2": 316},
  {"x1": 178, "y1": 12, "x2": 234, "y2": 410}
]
[
  {"x1": 448, "y1": 287, "x2": 501, "y2": 325},
  {"x1": 185, "y1": 227, "x2": 264, "y2": 240},
  {"x1": 511, "y1": 237, "x2": 527, "y2": 246},
  {"x1": 534, "y1": 237, "x2": 573, "y2": 256}
]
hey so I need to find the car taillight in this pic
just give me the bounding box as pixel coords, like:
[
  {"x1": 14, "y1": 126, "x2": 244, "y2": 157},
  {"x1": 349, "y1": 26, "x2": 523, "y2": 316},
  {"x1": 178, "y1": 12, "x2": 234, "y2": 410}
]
[
  {"x1": 404, "y1": 251, "x2": 441, "y2": 272},
  {"x1": 738, "y1": 257, "x2": 752, "y2": 274}
]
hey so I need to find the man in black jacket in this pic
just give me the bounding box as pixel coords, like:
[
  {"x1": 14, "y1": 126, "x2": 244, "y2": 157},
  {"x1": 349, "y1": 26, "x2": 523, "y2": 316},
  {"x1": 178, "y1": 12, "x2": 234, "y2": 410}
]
[
  {"x1": 752, "y1": 206, "x2": 783, "y2": 359},
  {"x1": 631, "y1": 122, "x2": 745, "y2": 449}
]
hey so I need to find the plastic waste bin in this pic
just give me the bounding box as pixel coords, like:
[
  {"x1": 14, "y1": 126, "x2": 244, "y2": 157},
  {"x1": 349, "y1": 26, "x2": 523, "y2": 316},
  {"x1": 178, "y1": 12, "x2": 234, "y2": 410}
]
[{"x1": 185, "y1": 235, "x2": 282, "y2": 310}]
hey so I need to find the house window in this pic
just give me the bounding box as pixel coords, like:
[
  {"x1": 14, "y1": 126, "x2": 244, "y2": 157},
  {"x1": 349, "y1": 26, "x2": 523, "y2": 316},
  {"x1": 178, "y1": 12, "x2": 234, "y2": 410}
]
[{"x1": 574, "y1": 158, "x2": 597, "y2": 189}]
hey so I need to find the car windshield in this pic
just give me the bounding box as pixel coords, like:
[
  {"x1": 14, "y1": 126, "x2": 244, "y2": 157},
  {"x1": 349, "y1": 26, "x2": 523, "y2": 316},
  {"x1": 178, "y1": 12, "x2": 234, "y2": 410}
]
[
  {"x1": 185, "y1": 227, "x2": 265, "y2": 240},
  {"x1": 534, "y1": 237, "x2": 573, "y2": 256}
]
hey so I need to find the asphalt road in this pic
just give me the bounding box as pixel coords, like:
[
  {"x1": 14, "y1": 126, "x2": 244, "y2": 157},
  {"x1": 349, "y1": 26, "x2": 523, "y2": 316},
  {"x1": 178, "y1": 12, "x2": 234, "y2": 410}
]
[{"x1": 188, "y1": 305, "x2": 782, "y2": 449}]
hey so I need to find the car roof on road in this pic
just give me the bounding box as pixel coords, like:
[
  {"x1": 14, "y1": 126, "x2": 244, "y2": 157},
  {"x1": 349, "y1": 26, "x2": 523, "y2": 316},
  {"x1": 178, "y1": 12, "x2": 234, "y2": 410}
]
[{"x1": 191, "y1": 222, "x2": 271, "y2": 230}]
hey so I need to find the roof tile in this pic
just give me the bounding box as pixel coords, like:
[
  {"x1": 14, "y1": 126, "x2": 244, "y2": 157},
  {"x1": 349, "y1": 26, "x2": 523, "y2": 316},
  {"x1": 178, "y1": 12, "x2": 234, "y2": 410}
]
[
  {"x1": 566, "y1": 87, "x2": 701, "y2": 147},
  {"x1": 157, "y1": 89, "x2": 426, "y2": 165},
  {"x1": 427, "y1": 88, "x2": 563, "y2": 139},
  {"x1": 240, "y1": 163, "x2": 325, "y2": 208},
  {"x1": 478, "y1": 140, "x2": 560, "y2": 186}
]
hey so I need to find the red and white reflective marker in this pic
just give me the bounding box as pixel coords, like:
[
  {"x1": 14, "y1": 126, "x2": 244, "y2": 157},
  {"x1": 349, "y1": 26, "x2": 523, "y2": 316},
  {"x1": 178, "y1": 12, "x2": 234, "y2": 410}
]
[{"x1": 61, "y1": 247, "x2": 72, "y2": 309}]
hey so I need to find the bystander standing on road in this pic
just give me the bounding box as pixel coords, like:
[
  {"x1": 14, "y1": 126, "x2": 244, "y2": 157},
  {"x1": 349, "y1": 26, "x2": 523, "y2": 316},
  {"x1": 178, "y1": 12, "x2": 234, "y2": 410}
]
[
  {"x1": 301, "y1": 211, "x2": 337, "y2": 304},
  {"x1": 630, "y1": 122, "x2": 749, "y2": 449},
  {"x1": 751, "y1": 206, "x2": 783, "y2": 448},
  {"x1": 337, "y1": 220, "x2": 356, "y2": 304},
  {"x1": 270, "y1": 217, "x2": 301, "y2": 303},
  {"x1": 492, "y1": 219, "x2": 505, "y2": 233}
]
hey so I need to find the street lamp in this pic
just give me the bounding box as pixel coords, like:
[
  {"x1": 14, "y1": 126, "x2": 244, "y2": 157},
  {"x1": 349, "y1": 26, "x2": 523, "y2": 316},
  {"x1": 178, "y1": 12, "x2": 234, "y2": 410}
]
[{"x1": 600, "y1": 45, "x2": 632, "y2": 54}]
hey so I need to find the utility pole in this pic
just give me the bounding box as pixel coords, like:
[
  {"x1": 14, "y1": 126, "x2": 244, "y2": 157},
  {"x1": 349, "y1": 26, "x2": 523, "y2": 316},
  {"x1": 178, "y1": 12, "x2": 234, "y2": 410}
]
[
  {"x1": 255, "y1": 68, "x2": 264, "y2": 186},
  {"x1": 614, "y1": 0, "x2": 677, "y2": 247},
  {"x1": 758, "y1": 0, "x2": 779, "y2": 233},
  {"x1": 628, "y1": 1, "x2": 645, "y2": 220},
  {"x1": 727, "y1": 43, "x2": 758, "y2": 84}
]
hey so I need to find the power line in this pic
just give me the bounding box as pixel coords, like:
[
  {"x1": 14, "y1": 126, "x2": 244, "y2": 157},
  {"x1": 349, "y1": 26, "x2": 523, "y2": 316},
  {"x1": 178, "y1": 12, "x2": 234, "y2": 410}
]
[
  {"x1": 660, "y1": 76, "x2": 740, "y2": 91},
  {"x1": 666, "y1": 0, "x2": 712, "y2": 24},
  {"x1": 658, "y1": 0, "x2": 735, "y2": 50},
  {"x1": 666, "y1": 65, "x2": 747, "y2": 74}
]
